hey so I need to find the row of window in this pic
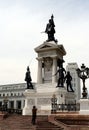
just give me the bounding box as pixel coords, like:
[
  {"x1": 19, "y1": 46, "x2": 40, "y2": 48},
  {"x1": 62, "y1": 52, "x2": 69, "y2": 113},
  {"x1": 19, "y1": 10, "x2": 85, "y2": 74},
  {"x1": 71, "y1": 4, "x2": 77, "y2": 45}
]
[{"x1": 0, "y1": 92, "x2": 24, "y2": 97}]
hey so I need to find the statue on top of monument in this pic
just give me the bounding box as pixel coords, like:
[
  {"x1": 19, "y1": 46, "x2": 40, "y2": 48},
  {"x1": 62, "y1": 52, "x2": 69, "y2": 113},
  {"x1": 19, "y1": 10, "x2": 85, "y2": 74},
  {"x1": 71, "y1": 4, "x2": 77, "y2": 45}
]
[
  {"x1": 45, "y1": 14, "x2": 57, "y2": 43},
  {"x1": 25, "y1": 66, "x2": 33, "y2": 89}
]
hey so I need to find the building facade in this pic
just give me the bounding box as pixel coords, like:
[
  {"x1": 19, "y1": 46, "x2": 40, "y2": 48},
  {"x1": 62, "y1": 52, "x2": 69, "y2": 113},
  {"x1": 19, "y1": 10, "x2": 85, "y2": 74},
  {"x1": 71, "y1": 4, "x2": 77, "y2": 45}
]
[
  {"x1": 66, "y1": 63, "x2": 81, "y2": 102},
  {"x1": 0, "y1": 83, "x2": 26, "y2": 109}
]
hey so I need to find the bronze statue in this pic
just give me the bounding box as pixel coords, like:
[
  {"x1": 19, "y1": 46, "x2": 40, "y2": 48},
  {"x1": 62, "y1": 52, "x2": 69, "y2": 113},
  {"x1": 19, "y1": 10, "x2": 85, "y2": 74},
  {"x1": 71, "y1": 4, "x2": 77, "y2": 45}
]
[
  {"x1": 45, "y1": 14, "x2": 57, "y2": 43},
  {"x1": 25, "y1": 66, "x2": 33, "y2": 89},
  {"x1": 55, "y1": 63, "x2": 66, "y2": 87},
  {"x1": 65, "y1": 71, "x2": 74, "y2": 92}
]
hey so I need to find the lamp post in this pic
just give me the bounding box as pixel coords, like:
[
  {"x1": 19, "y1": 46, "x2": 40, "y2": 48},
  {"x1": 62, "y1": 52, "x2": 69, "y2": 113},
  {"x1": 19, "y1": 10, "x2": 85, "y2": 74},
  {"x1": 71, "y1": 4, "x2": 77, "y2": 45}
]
[
  {"x1": 76, "y1": 64, "x2": 89, "y2": 98},
  {"x1": 51, "y1": 94, "x2": 57, "y2": 113},
  {"x1": 3, "y1": 96, "x2": 8, "y2": 111}
]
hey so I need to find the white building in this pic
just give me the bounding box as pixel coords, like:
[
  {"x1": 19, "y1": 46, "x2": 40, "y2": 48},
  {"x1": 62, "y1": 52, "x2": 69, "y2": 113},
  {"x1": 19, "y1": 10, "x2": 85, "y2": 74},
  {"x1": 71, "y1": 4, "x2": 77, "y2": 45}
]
[
  {"x1": 66, "y1": 63, "x2": 81, "y2": 102},
  {"x1": 0, "y1": 83, "x2": 26, "y2": 109}
]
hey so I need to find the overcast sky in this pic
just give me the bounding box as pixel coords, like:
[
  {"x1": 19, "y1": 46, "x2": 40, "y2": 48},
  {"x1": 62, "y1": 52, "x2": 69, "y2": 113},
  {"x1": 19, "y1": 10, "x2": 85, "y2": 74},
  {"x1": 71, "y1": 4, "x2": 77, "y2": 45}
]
[{"x1": 0, "y1": 0, "x2": 89, "y2": 86}]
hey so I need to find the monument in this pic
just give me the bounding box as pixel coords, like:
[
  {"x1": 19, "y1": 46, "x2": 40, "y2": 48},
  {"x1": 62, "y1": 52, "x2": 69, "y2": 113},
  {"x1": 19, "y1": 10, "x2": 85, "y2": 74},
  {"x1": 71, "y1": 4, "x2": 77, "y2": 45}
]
[{"x1": 23, "y1": 15, "x2": 75, "y2": 115}]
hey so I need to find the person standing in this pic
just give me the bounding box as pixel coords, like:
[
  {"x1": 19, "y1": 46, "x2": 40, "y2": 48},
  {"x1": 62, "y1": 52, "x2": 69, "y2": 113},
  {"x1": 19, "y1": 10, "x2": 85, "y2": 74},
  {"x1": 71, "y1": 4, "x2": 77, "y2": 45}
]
[{"x1": 31, "y1": 106, "x2": 37, "y2": 125}]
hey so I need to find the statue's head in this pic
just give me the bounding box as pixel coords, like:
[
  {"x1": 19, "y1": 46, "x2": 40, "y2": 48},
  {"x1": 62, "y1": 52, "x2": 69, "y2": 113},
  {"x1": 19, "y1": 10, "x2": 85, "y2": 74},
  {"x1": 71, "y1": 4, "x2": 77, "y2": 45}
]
[
  {"x1": 51, "y1": 14, "x2": 54, "y2": 19},
  {"x1": 27, "y1": 66, "x2": 30, "y2": 71},
  {"x1": 67, "y1": 71, "x2": 70, "y2": 75},
  {"x1": 49, "y1": 19, "x2": 51, "y2": 23},
  {"x1": 33, "y1": 106, "x2": 36, "y2": 109}
]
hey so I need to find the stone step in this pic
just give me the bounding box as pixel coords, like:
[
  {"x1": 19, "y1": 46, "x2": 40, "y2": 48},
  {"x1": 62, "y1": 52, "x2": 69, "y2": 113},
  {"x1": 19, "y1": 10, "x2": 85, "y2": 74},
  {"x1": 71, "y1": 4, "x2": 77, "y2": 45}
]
[
  {"x1": 36, "y1": 128, "x2": 63, "y2": 129},
  {"x1": 36, "y1": 121, "x2": 64, "y2": 130},
  {"x1": 0, "y1": 114, "x2": 64, "y2": 130},
  {"x1": 0, "y1": 114, "x2": 34, "y2": 130}
]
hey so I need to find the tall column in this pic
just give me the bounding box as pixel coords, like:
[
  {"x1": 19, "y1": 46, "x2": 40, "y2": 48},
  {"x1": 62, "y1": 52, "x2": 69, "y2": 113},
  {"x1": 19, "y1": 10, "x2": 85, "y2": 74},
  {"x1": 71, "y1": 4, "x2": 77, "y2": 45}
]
[
  {"x1": 22, "y1": 99, "x2": 25, "y2": 109},
  {"x1": 37, "y1": 57, "x2": 42, "y2": 84},
  {"x1": 25, "y1": 98, "x2": 28, "y2": 107},
  {"x1": 14, "y1": 100, "x2": 16, "y2": 109},
  {"x1": 52, "y1": 56, "x2": 57, "y2": 83}
]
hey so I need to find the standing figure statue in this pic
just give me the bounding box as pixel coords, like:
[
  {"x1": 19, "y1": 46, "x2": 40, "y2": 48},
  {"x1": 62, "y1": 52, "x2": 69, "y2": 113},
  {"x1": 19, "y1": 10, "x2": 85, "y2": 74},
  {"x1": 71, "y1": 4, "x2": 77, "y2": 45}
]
[
  {"x1": 45, "y1": 14, "x2": 57, "y2": 43},
  {"x1": 55, "y1": 63, "x2": 66, "y2": 87},
  {"x1": 65, "y1": 71, "x2": 74, "y2": 92},
  {"x1": 25, "y1": 66, "x2": 33, "y2": 89}
]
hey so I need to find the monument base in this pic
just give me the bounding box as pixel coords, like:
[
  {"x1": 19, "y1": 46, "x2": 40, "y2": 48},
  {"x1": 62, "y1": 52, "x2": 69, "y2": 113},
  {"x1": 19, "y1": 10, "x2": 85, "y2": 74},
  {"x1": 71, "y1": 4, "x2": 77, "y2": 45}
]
[
  {"x1": 23, "y1": 84, "x2": 56, "y2": 115},
  {"x1": 22, "y1": 83, "x2": 76, "y2": 115},
  {"x1": 65, "y1": 92, "x2": 76, "y2": 104},
  {"x1": 79, "y1": 98, "x2": 89, "y2": 115}
]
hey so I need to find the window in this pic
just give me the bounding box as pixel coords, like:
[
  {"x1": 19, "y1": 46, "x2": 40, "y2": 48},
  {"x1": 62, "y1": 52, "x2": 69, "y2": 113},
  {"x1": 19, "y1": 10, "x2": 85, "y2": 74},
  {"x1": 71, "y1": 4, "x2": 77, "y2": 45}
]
[
  {"x1": 3, "y1": 94, "x2": 5, "y2": 97},
  {"x1": 14, "y1": 93, "x2": 16, "y2": 96},
  {"x1": 11, "y1": 93, "x2": 13, "y2": 96},
  {"x1": 0, "y1": 102, "x2": 2, "y2": 107},
  {"x1": 16, "y1": 101, "x2": 21, "y2": 109},
  {"x1": 9, "y1": 101, "x2": 14, "y2": 108}
]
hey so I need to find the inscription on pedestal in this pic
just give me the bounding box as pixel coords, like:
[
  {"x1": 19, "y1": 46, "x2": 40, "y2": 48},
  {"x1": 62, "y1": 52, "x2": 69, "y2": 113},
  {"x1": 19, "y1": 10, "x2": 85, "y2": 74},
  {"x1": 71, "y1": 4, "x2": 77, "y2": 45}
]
[
  {"x1": 28, "y1": 99, "x2": 35, "y2": 105},
  {"x1": 39, "y1": 51, "x2": 56, "y2": 57},
  {"x1": 44, "y1": 57, "x2": 52, "y2": 82},
  {"x1": 37, "y1": 98, "x2": 51, "y2": 105},
  {"x1": 44, "y1": 71, "x2": 52, "y2": 82}
]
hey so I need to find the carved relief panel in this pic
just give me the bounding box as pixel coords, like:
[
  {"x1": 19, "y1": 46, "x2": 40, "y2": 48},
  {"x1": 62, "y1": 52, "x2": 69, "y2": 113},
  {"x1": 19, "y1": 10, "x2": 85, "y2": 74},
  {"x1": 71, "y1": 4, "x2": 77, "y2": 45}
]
[{"x1": 43, "y1": 57, "x2": 53, "y2": 82}]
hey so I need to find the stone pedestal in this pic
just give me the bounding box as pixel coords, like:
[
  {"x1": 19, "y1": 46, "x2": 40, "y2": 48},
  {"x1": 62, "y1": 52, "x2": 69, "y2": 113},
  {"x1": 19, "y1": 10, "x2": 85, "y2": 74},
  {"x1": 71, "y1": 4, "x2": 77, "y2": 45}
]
[
  {"x1": 79, "y1": 99, "x2": 89, "y2": 115},
  {"x1": 65, "y1": 92, "x2": 76, "y2": 104},
  {"x1": 22, "y1": 89, "x2": 36, "y2": 115},
  {"x1": 23, "y1": 83, "x2": 68, "y2": 115}
]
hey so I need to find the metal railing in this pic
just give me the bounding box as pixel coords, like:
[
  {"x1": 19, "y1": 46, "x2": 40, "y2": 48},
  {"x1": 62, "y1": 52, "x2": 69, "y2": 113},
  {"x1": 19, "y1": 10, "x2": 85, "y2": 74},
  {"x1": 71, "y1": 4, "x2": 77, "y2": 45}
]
[
  {"x1": 51, "y1": 103, "x2": 77, "y2": 113},
  {"x1": 0, "y1": 106, "x2": 22, "y2": 114}
]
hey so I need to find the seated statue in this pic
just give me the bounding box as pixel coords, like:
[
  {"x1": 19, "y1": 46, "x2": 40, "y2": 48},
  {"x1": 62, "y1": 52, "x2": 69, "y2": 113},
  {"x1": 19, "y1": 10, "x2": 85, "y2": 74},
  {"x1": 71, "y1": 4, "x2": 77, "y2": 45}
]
[{"x1": 25, "y1": 66, "x2": 33, "y2": 89}]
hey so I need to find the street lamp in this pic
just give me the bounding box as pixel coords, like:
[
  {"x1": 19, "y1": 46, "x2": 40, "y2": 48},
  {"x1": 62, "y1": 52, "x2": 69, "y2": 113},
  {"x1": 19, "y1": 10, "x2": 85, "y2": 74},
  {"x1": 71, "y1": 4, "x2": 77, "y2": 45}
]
[
  {"x1": 76, "y1": 64, "x2": 89, "y2": 98},
  {"x1": 51, "y1": 94, "x2": 57, "y2": 113},
  {"x1": 3, "y1": 96, "x2": 8, "y2": 111}
]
